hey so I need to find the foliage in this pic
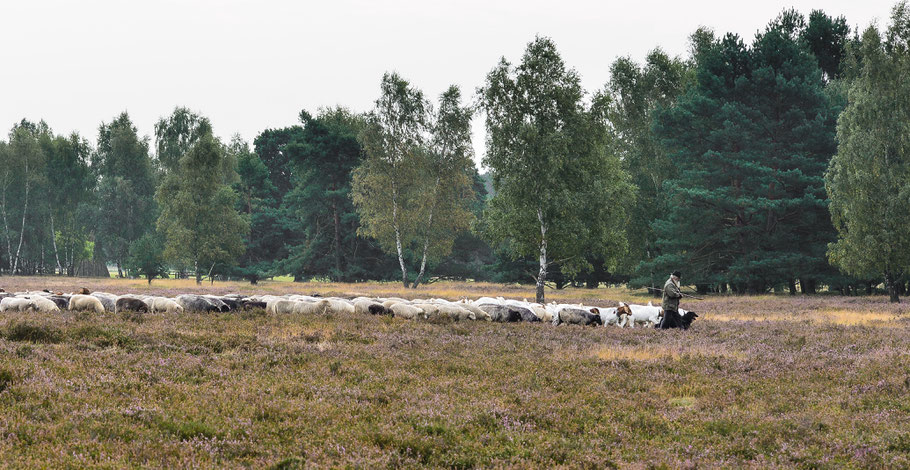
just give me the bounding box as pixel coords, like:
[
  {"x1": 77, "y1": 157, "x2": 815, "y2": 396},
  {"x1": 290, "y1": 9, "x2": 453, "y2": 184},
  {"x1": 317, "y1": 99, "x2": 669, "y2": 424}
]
[
  {"x1": 648, "y1": 15, "x2": 843, "y2": 294},
  {"x1": 826, "y1": 3, "x2": 910, "y2": 302},
  {"x1": 154, "y1": 107, "x2": 213, "y2": 173},
  {"x1": 605, "y1": 48, "x2": 690, "y2": 285},
  {"x1": 353, "y1": 75, "x2": 478, "y2": 288},
  {"x1": 283, "y1": 108, "x2": 367, "y2": 281},
  {"x1": 96, "y1": 113, "x2": 158, "y2": 275},
  {"x1": 352, "y1": 72, "x2": 429, "y2": 288},
  {"x1": 45, "y1": 133, "x2": 95, "y2": 275},
  {"x1": 156, "y1": 132, "x2": 249, "y2": 283},
  {"x1": 232, "y1": 138, "x2": 280, "y2": 284},
  {"x1": 801, "y1": 10, "x2": 851, "y2": 80},
  {"x1": 125, "y1": 232, "x2": 168, "y2": 284},
  {"x1": 479, "y1": 36, "x2": 634, "y2": 302}
]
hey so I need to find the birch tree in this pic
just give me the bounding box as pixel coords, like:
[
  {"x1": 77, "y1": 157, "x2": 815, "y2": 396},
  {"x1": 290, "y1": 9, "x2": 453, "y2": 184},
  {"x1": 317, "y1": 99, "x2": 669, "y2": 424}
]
[
  {"x1": 352, "y1": 72, "x2": 429, "y2": 287},
  {"x1": 1, "y1": 122, "x2": 50, "y2": 274},
  {"x1": 827, "y1": 4, "x2": 910, "y2": 302},
  {"x1": 479, "y1": 37, "x2": 634, "y2": 303},
  {"x1": 411, "y1": 86, "x2": 475, "y2": 288},
  {"x1": 96, "y1": 113, "x2": 157, "y2": 277}
]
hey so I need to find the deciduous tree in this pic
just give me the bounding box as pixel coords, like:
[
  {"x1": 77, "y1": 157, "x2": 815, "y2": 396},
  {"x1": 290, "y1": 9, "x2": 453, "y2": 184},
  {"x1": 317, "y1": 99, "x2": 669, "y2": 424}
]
[
  {"x1": 479, "y1": 37, "x2": 634, "y2": 303},
  {"x1": 827, "y1": 3, "x2": 910, "y2": 302},
  {"x1": 156, "y1": 132, "x2": 249, "y2": 284}
]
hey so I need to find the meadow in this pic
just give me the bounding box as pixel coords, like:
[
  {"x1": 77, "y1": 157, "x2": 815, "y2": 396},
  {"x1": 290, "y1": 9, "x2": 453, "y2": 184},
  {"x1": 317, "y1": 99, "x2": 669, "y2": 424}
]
[{"x1": 0, "y1": 277, "x2": 908, "y2": 468}]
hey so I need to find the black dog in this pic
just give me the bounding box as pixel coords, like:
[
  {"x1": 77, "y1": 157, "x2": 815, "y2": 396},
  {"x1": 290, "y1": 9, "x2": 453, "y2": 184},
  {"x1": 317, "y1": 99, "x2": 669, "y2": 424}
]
[{"x1": 659, "y1": 310, "x2": 698, "y2": 330}]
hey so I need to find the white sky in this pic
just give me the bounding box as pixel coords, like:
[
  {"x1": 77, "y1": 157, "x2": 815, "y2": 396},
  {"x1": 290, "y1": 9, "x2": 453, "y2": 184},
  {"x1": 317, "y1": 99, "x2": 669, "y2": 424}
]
[{"x1": 0, "y1": 0, "x2": 897, "y2": 164}]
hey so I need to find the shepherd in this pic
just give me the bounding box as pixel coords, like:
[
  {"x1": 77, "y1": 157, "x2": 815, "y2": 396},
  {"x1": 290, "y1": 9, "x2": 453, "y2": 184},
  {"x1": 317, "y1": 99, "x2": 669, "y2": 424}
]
[{"x1": 659, "y1": 270, "x2": 683, "y2": 329}]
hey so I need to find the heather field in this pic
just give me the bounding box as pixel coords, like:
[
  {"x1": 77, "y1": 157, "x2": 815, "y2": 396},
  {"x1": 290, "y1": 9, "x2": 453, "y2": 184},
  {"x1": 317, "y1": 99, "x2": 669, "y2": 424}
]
[{"x1": 0, "y1": 278, "x2": 909, "y2": 468}]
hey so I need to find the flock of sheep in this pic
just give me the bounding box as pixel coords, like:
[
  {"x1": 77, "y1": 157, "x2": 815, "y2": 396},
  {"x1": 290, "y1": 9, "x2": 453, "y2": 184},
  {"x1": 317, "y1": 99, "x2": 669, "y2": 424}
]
[{"x1": 0, "y1": 288, "x2": 696, "y2": 328}]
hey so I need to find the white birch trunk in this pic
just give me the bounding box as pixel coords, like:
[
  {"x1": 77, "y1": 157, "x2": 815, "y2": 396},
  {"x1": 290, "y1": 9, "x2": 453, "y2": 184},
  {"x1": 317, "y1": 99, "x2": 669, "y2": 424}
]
[
  {"x1": 412, "y1": 176, "x2": 441, "y2": 289},
  {"x1": 50, "y1": 215, "x2": 62, "y2": 275},
  {"x1": 12, "y1": 158, "x2": 29, "y2": 275},
  {"x1": 0, "y1": 175, "x2": 13, "y2": 272},
  {"x1": 392, "y1": 187, "x2": 409, "y2": 288},
  {"x1": 536, "y1": 207, "x2": 548, "y2": 304}
]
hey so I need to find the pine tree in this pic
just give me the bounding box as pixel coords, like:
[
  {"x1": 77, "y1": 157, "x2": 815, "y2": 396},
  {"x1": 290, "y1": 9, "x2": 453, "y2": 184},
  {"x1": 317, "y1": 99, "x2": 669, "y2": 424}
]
[{"x1": 649, "y1": 15, "x2": 842, "y2": 293}]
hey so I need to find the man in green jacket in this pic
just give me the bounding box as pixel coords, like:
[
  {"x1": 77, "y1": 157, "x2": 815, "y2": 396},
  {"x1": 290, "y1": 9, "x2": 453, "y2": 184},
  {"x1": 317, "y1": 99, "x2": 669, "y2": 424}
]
[{"x1": 659, "y1": 270, "x2": 683, "y2": 329}]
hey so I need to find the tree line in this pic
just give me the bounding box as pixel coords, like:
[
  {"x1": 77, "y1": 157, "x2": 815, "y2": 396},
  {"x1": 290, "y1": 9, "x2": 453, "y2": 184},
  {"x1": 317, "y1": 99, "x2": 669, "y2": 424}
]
[{"x1": 2, "y1": 3, "x2": 910, "y2": 302}]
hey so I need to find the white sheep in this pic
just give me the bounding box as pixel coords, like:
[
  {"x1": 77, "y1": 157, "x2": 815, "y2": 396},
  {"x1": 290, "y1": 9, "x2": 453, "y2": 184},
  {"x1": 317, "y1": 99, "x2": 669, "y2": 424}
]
[
  {"x1": 390, "y1": 303, "x2": 423, "y2": 320},
  {"x1": 68, "y1": 294, "x2": 105, "y2": 314},
  {"x1": 1, "y1": 297, "x2": 36, "y2": 312},
  {"x1": 149, "y1": 297, "x2": 184, "y2": 314}
]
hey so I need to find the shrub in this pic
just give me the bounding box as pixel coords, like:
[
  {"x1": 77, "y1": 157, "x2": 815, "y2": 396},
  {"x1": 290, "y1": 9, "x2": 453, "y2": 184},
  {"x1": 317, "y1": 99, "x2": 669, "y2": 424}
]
[
  {"x1": 0, "y1": 368, "x2": 14, "y2": 393},
  {"x1": 5, "y1": 322, "x2": 62, "y2": 344}
]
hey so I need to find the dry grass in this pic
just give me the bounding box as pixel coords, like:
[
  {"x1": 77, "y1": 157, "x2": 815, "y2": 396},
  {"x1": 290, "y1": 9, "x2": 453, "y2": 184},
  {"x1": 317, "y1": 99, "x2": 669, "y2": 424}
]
[
  {"x1": 0, "y1": 276, "x2": 651, "y2": 306},
  {"x1": 708, "y1": 308, "x2": 901, "y2": 325},
  {"x1": 1, "y1": 277, "x2": 910, "y2": 467},
  {"x1": 589, "y1": 344, "x2": 747, "y2": 362}
]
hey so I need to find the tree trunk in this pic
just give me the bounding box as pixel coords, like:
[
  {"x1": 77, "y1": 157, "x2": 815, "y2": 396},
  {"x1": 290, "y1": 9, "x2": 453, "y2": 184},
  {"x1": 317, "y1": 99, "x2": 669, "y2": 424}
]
[
  {"x1": 413, "y1": 176, "x2": 441, "y2": 290},
  {"x1": 885, "y1": 271, "x2": 900, "y2": 303},
  {"x1": 412, "y1": 209, "x2": 435, "y2": 289},
  {"x1": 413, "y1": 238, "x2": 430, "y2": 289},
  {"x1": 1, "y1": 178, "x2": 14, "y2": 272},
  {"x1": 536, "y1": 208, "x2": 548, "y2": 304},
  {"x1": 50, "y1": 215, "x2": 62, "y2": 275},
  {"x1": 195, "y1": 260, "x2": 202, "y2": 285},
  {"x1": 788, "y1": 279, "x2": 797, "y2": 295},
  {"x1": 391, "y1": 189, "x2": 409, "y2": 288},
  {"x1": 12, "y1": 158, "x2": 30, "y2": 275}
]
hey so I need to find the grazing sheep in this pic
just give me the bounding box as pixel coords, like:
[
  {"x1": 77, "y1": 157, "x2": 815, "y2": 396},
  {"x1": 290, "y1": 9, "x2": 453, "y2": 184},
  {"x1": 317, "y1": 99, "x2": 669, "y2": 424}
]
[
  {"x1": 268, "y1": 299, "x2": 299, "y2": 315},
  {"x1": 1, "y1": 297, "x2": 35, "y2": 312},
  {"x1": 412, "y1": 303, "x2": 439, "y2": 319},
  {"x1": 149, "y1": 297, "x2": 184, "y2": 314},
  {"x1": 354, "y1": 299, "x2": 391, "y2": 316},
  {"x1": 552, "y1": 307, "x2": 603, "y2": 327},
  {"x1": 456, "y1": 301, "x2": 492, "y2": 321},
  {"x1": 503, "y1": 299, "x2": 548, "y2": 322},
  {"x1": 91, "y1": 293, "x2": 117, "y2": 312},
  {"x1": 176, "y1": 295, "x2": 219, "y2": 313},
  {"x1": 240, "y1": 299, "x2": 267, "y2": 310},
  {"x1": 434, "y1": 303, "x2": 476, "y2": 321},
  {"x1": 294, "y1": 300, "x2": 331, "y2": 315},
  {"x1": 217, "y1": 297, "x2": 240, "y2": 311},
  {"x1": 69, "y1": 294, "x2": 106, "y2": 314},
  {"x1": 477, "y1": 304, "x2": 521, "y2": 323},
  {"x1": 512, "y1": 305, "x2": 541, "y2": 323},
  {"x1": 202, "y1": 296, "x2": 230, "y2": 312},
  {"x1": 47, "y1": 295, "x2": 71, "y2": 310},
  {"x1": 390, "y1": 303, "x2": 423, "y2": 320},
  {"x1": 324, "y1": 299, "x2": 354, "y2": 315},
  {"x1": 115, "y1": 297, "x2": 149, "y2": 314},
  {"x1": 29, "y1": 295, "x2": 61, "y2": 312}
]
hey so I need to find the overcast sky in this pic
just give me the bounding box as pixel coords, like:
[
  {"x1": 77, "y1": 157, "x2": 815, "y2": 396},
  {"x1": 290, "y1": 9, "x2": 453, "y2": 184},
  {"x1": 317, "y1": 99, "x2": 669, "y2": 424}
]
[{"x1": 0, "y1": 0, "x2": 897, "y2": 164}]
